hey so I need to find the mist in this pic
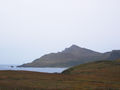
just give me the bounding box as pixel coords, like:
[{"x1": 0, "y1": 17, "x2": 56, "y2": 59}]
[{"x1": 0, "y1": 0, "x2": 120, "y2": 64}]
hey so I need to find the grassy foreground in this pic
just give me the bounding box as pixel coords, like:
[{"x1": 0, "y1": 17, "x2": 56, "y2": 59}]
[{"x1": 0, "y1": 60, "x2": 120, "y2": 90}]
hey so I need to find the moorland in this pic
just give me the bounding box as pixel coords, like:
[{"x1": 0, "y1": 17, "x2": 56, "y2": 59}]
[{"x1": 0, "y1": 59, "x2": 120, "y2": 90}]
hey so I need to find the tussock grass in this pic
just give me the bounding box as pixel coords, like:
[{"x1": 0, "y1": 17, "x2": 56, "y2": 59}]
[{"x1": 0, "y1": 60, "x2": 120, "y2": 90}]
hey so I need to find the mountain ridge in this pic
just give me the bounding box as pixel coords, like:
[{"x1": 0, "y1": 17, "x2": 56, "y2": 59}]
[{"x1": 19, "y1": 45, "x2": 120, "y2": 67}]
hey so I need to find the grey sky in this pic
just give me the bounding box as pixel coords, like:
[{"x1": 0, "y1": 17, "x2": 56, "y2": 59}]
[{"x1": 0, "y1": 0, "x2": 120, "y2": 64}]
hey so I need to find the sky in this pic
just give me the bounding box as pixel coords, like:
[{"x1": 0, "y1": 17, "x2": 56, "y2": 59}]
[{"x1": 0, "y1": 0, "x2": 120, "y2": 64}]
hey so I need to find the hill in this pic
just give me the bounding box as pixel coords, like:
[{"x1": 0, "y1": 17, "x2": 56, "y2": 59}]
[
  {"x1": 1, "y1": 60, "x2": 120, "y2": 90},
  {"x1": 62, "y1": 59, "x2": 120, "y2": 74},
  {"x1": 19, "y1": 45, "x2": 120, "y2": 67}
]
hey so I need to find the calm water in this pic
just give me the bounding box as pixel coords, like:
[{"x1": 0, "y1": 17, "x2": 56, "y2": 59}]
[{"x1": 0, "y1": 65, "x2": 67, "y2": 73}]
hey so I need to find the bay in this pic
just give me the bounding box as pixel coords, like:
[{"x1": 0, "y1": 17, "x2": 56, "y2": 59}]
[{"x1": 0, "y1": 65, "x2": 67, "y2": 73}]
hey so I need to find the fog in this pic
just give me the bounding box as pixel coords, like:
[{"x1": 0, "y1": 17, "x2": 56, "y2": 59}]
[{"x1": 0, "y1": 0, "x2": 120, "y2": 64}]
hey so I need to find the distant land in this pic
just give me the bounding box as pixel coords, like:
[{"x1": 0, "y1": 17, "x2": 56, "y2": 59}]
[{"x1": 19, "y1": 45, "x2": 120, "y2": 67}]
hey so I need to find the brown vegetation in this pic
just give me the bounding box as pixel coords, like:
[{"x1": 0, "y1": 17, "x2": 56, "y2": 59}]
[{"x1": 0, "y1": 60, "x2": 120, "y2": 90}]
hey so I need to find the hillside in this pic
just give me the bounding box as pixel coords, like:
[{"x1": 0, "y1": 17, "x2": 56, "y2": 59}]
[
  {"x1": 1, "y1": 60, "x2": 120, "y2": 90},
  {"x1": 19, "y1": 45, "x2": 120, "y2": 67},
  {"x1": 62, "y1": 59, "x2": 120, "y2": 74},
  {"x1": 19, "y1": 45, "x2": 102, "y2": 67}
]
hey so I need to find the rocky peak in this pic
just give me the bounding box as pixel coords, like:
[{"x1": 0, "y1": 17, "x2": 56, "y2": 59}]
[
  {"x1": 70, "y1": 45, "x2": 81, "y2": 49},
  {"x1": 62, "y1": 45, "x2": 101, "y2": 57}
]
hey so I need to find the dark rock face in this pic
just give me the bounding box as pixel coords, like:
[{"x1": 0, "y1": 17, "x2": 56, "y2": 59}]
[
  {"x1": 63, "y1": 45, "x2": 101, "y2": 57},
  {"x1": 19, "y1": 45, "x2": 120, "y2": 67},
  {"x1": 107, "y1": 50, "x2": 120, "y2": 60}
]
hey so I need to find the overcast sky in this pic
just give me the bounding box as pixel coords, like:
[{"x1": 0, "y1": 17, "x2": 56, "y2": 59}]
[{"x1": 0, "y1": 0, "x2": 120, "y2": 64}]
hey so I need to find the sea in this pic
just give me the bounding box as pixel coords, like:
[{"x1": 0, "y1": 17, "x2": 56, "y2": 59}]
[{"x1": 0, "y1": 65, "x2": 67, "y2": 73}]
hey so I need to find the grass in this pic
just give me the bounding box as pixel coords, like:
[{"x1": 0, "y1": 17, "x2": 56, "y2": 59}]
[{"x1": 0, "y1": 60, "x2": 120, "y2": 90}]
